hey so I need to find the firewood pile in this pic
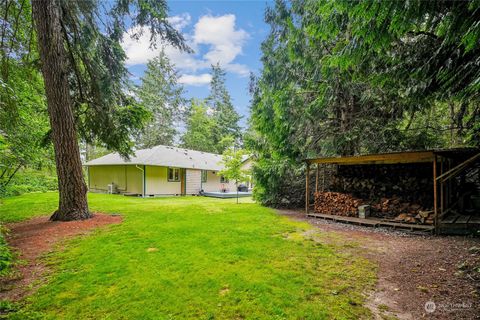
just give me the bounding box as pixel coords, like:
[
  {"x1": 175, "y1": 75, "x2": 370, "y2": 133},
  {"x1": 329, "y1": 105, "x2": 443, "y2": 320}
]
[
  {"x1": 394, "y1": 210, "x2": 435, "y2": 225},
  {"x1": 330, "y1": 164, "x2": 433, "y2": 205},
  {"x1": 313, "y1": 192, "x2": 434, "y2": 224},
  {"x1": 314, "y1": 192, "x2": 362, "y2": 217},
  {"x1": 371, "y1": 196, "x2": 434, "y2": 224},
  {"x1": 319, "y1": 163, "x2": 436, "y2": 225}
]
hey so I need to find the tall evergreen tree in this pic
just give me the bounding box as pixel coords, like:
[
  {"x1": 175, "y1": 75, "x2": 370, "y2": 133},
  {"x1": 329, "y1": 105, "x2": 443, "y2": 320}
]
[
  {"x1": 249, "y1": 0, "x2": 480, "y2": 207},
  {"x1": 181, "y1": 100, "x2": 217, "y2": 153},
  {"x1": 206, "y1": 63, "x2": 242, "y2": 152},
  {"x1": 27, "y1": 0, "x2": 188, "y2": 220},
  {"x1": 135, "y1": 50, "x2": 184, "y2": 148}
]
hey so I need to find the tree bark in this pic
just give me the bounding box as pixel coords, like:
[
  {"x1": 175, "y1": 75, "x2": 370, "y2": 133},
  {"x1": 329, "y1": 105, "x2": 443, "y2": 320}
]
[{"x1": 31, "y1": 0, "x2": 91, "y2": 221}]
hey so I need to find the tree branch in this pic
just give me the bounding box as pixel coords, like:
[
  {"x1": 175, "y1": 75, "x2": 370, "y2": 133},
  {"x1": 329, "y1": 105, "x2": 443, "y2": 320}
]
[
  {"x1": 59, "y1": 4, "x2": 85, "y2": 102},
  {"x1": 0, "y1": 164, "x2": 20, "y2": 188},
  {"x1": 407, "y1": 30, "x2": 438, "y2": 39}
]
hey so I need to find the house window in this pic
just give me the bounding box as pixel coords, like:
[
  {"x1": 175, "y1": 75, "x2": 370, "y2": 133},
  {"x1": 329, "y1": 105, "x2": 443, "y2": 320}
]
[
  {"x1": 168, "y1": 167, "x2": 180, "y2": 182},
  {"x1": 201, "y1": 170, "x2": 207, "y2": 183},
  {"x1": 220, "y1": 176, "x2": 229, "y2": 183}
]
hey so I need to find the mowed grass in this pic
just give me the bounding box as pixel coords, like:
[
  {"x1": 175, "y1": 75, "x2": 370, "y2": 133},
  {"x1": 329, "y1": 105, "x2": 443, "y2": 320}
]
[{"x1": 0, "y1": 193, "x2": 376, "y2": 319}]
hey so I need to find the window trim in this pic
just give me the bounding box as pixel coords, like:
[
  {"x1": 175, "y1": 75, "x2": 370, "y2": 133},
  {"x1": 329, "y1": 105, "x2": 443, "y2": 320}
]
[
  {"x1": 167, "y1": 167, "x2": 180, "y2": 182},
  {"x1": 201, "y1": 170, "x2": 207, "y2": 183}
]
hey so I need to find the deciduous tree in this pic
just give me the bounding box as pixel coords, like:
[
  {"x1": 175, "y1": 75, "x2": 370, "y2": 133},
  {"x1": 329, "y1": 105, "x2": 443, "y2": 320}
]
[
  {"x1": 0, "y1": 1, "x2": 52, "y2": 195},
  {"x1": 219, "y1": 148, "x2": 248, "y2": 203}
]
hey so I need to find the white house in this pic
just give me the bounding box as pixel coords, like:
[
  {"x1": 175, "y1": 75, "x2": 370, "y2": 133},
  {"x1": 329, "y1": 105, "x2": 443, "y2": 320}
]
[{"x1": 85, "y1": 145, "x2": 250, "y2": 196}]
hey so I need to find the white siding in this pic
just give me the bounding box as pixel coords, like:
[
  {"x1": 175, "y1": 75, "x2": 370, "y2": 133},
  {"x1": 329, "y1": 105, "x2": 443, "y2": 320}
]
[
  {"x1": 186, "y1": 169, "x2": 201, "y2": 195},
  {"x1": 202, "y1": 170, "x2": 237, "y2": 192}
]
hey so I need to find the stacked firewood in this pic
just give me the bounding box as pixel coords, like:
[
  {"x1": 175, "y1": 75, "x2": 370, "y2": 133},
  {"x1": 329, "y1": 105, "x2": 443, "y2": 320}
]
[
  {"x1": 323, "y1": 164, "x2": 436, "y2": 225},
  {"x1": 331, "y1": 164, "x2": 433, "y2": 205},
  {"x1": 371, "y1": 196, "x2": 434, "y2": 224},
  {"x1": 371, "y1": 196, "x2": 417, "y2": 217},
  {"x1": 394, "y1": 210, "x2": 435, "y2": 225},
  {"x1": 314, "y1": 192, "x2": 434, "y2": 224},
  {"x1": 314, "y1": 192, "x2": 362, "y2": 217}
]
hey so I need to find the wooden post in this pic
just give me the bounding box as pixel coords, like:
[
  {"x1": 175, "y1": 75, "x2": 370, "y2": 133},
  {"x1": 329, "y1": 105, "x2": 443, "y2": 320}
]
[
  {"x1": 440, "y1": 156, "x2": 444, "y2": 222},
  {"x1": 447, "y1": 159, "x2": 452, "y2": 209},
  {"x1": 322, "y1": 164, "x2": 326, "y2": 192},
  {"x1": 433, "y1": 156, "x2": 438, "y2": 234},
  {"x1": 306, "y1": 162, "x2": 310, "y2": 214},
  {"x1": 315, "y1": 163, "x2": 319, "y2": 193}
]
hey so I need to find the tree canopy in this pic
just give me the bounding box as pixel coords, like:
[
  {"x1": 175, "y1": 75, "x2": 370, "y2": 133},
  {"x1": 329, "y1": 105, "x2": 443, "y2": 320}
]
[
  {"x1": 135, "y1": 50, "x2": 185, "y2": 148},
  {"x1": 249, "y1": 0, "x2": 480, "y2": 207},
  {"x1": 1, "y1": 0, "x2": 189, "y2": 219},
  {"x1": 218, "y1": 148, "x2": 248, "y2": 203},
  {"x1": 181, "y1": 100, "x2": 217, "y2": 153},
  {"x1": 0, "y1": 1, "x2": 52, "y2": 195},
  {"x1": 207, "y1": 64, "x2": 242, "y2": 151},
  {"x1": 181, "y1": 64, "x2": 241, "y2": 154}
]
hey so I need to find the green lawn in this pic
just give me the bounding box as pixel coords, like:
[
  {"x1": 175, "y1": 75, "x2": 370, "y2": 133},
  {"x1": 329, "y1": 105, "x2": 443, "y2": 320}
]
[{"x1": 0, "y1": 193, "x2": 375, "y2": 319}]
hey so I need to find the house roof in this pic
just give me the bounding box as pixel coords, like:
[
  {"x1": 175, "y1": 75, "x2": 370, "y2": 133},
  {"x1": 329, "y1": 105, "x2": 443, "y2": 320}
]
[{"x1": 85, "y1": 145, "x2": 248, "y2": 171}]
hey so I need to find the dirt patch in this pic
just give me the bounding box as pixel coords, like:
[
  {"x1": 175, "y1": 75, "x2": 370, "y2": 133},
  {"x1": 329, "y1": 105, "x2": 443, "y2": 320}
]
[
  {"x1": 278, "y1": 209, "x2": 480, "y2": 320},
  {"x1": 0, "y1": 213, "x2": 122, "y2": 301}
]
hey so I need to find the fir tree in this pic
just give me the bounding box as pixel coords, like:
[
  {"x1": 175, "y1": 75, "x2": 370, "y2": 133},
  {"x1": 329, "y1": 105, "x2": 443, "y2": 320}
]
[
  {"x1": 136, "y1": 50, "x2": 185, "y2": 148},
  {"x1": 206, "y1": 64, "x2": 242, "y2": 153},
  {"x1": 181, "y1": 100, "x2": 217, "y2": 153}
]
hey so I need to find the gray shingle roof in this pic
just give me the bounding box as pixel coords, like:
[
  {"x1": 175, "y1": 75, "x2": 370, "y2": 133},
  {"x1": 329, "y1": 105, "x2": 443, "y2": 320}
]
[{"x1": 85, "y1": 145, "x2": 244, "y2": 171}]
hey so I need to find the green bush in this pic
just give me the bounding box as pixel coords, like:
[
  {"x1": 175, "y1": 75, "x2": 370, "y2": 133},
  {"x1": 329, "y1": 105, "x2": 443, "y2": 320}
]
[
  {"x1": 0, "y1": 169, "x2": 57, "y2": 198},
  {"x1": 0, "y1": 225, "x2": 13, "y2": 277},
  {"x1": 252, "y1": 156, "x2": 306, "y2": 208}
]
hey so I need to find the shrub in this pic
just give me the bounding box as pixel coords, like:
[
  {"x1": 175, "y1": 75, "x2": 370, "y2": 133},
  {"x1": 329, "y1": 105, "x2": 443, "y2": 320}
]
[
  {"x1": 252, "y1": 156, "x2": 306, "y2": 208},
  {"x1": 0, "y1": 224, "x2": 13, "y2": 277},
  {"x1": 0, "y1": 169, "x2": 57, "y2": 198}
]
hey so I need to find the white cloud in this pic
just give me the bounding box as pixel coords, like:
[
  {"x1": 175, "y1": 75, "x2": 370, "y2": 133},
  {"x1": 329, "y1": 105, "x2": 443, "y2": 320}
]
[
  {"x1": 167, "y1": 13, "x2": 191, "y2": 31},
  {"x1": 193, "y1": 14, "x2": 248, "y2": 66},
  {"x1": 122, "y1": 27, "x2": 157, "y2": 66},
  {"x1": 121, "y1": 13, "x2": 250, "y2": 86},
  {"x1": 224, "y1": 63, "x2": 250, "y2": 77},
  {"x1": 122, "y1": 13, "x2": 194, "y2": 67},
  {"x1": 178, "y1": 73, "x2": 212, "y2": 86}
]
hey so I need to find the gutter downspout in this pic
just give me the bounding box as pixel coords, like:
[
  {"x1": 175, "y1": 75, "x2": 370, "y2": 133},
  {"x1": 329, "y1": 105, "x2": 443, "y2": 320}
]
[
  {"x1": 135, "y1": 165, "x2": 145, "y2": 197},
  {"x1": 87, "y1": 166, "x2": 90, "y2": 191}
]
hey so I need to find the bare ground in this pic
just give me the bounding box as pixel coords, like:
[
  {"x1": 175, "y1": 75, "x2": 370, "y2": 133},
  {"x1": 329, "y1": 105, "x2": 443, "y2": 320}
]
[
  {"x1": 278, "y1": 209, "x2": 480, "y2": 320},
  {"x1": 0, "y1": 213, "x2": 122, "y2": 301}
]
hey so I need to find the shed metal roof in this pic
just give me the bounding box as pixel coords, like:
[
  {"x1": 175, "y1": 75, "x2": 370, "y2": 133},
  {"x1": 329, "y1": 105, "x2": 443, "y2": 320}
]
[
  {"x1": 85, "y1": 145, "x2": 244, "y2": 171},
  {"x1": 306, "y1": 148, "x2": 479, "y2": 165}
]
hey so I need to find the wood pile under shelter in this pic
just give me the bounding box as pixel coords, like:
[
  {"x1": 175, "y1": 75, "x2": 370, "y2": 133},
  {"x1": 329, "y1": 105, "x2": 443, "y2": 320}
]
[
  {"x1": 305, "y1": 148, "x2": 480, "y2": 234},
  {"x1": 313, "y1": 192, "x2": 361, "y2": 217}
]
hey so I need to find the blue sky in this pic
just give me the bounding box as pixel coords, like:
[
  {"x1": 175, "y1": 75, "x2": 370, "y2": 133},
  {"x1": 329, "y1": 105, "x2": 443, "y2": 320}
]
[{"x1": 122, "y1": 1, "x2": 272, "y2": 128}]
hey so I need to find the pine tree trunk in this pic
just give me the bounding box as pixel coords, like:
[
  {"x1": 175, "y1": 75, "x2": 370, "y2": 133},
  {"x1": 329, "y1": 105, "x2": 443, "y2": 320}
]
[{"x1": 32, "y1": 0, "x2": 91, "y2": 221}]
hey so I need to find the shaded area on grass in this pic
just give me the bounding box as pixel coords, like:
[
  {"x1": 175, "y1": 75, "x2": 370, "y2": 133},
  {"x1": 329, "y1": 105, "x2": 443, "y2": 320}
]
[{"x1": 0, "y1": 213, "x2": 122, "y2": 302}]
